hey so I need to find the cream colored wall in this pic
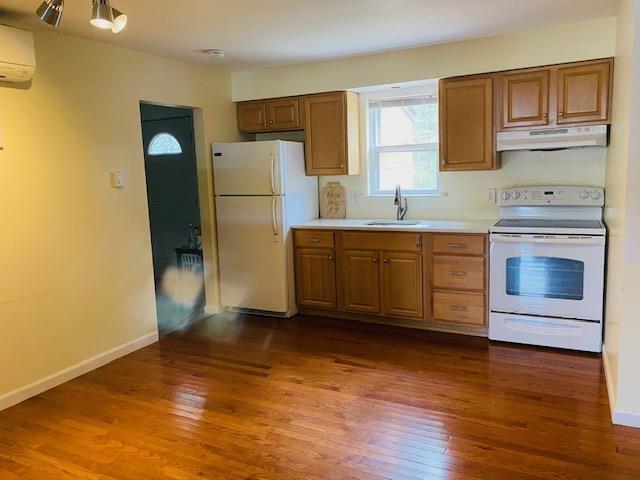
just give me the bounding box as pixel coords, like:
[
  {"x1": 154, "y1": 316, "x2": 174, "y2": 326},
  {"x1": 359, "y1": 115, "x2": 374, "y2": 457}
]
[
  {"x1": 238, "y1": 18, "x2": 615, "y2": 220},
  {"x1": 603, "y1": 0, "x2": 635, "y2": 406},
  {"x1": 232, "y1": 17, "x2": 616, "y2": 101},
  {"x1": 0, "y1": 28, "x2": 238, "y2": 397},
  {"x1": 606, "y1": 0, "x2": 640, "y2": 419}
]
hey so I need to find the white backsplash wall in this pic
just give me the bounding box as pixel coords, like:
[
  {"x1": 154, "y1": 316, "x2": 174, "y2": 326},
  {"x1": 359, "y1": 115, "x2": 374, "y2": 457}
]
[
  {"x1": 322, "y1": 148, "x2": 607, "y2": 220},
  {"x1": 254, "y1": 132, "x2": 606, "y2": 221}
]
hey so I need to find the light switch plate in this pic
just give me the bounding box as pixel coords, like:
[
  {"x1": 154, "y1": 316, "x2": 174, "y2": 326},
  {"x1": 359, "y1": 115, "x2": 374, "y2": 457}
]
[
  {"x1": 486, "y1": 188, "x2": 497, "y2": 204},
  {"x1": 110, "y1": 171, "x2": 126, "y2": 188}
]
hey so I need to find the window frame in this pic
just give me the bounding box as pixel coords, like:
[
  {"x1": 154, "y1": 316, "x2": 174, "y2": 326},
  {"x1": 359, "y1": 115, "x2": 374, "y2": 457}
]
[
  {"x1": 147, "y1": 132, "x2": 183, "y2": 156},
  {"x1": 365, "y1": 86, "x2": 440, "y2": 196}
]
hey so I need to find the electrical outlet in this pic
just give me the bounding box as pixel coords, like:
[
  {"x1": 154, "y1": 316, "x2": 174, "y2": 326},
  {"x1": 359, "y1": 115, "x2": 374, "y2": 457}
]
[
  {"x1": 348, "y1": 192, "x2": 359, "y2": 204},
  {"x1": 486, "y1": 188, "x2": 497, "y2": 204}
]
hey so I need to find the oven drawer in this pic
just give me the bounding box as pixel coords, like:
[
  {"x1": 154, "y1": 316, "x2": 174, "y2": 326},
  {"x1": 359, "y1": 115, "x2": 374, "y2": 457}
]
[
  {"x1": 433, "y1": 291, "x2": 486, "y2": 326},
  {"x1": 489, "y1": 312, "x2": 602, "y2": 352},
  {"x1": 433, "y1": 255, "x2": 485, "y2": 291}
]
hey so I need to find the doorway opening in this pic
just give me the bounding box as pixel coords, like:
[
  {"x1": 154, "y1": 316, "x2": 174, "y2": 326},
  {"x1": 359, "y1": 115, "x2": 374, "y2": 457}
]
[{"x1": 140, "y1": 103, "x2": 205, "y2": 335}]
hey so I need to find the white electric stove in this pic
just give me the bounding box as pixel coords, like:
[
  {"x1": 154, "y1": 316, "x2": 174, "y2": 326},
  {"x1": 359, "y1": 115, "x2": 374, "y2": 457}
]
[{"x1": 489, "y1": 186, "x2": 606, "y2": 352}]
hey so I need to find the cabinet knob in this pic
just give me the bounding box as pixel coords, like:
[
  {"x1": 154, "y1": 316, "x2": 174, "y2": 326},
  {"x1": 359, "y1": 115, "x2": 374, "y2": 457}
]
[
  {"x1": 383, "y1": 258, "x2": 389, "y2": 264},
  {"x1": 558, "y1": 112, "x2": 564, "y2": 117},
  {"x1": 328, "y1": 256, "x2": 334, "y2": 261},
  {"x1": 270, "y1": 120, "x2": 274, "y2": 124},
  {"x1": 339, "y1": 163, "x2": 345, "y2": 169},
  {"x1": 543, "y1": 113, "x2": 548, "y2": 118},
  {"x1": 372, "y1": 257, "x2": 378, "y2": 263}
]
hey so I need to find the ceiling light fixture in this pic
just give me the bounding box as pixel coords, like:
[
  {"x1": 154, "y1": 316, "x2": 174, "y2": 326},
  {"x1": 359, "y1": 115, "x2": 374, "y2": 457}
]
[
  {"x1": 35, "y1": 0, "x2": 64, "y2": 27},
  {"x1": 90, "y1": 0, "x2": 114, "y2": 29},
  {"x1": 35, "y1": 0, "x2": 127, "y2": 33},
  {"x1": 110, "y1": 8, "x2": 127, "y2": 33}
]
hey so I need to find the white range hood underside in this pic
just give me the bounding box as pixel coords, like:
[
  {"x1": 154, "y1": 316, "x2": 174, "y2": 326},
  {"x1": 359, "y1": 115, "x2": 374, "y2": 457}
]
[{"x1": 496, "y1": 125, "x2": 608, "y2": 151}]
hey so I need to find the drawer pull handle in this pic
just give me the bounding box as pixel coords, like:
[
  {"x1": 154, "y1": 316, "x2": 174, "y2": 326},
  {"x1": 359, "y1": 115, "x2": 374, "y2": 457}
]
[
  {"x1": 449, "y1": 305, "x2": 468, "y2": 312},
  {"x1": 448, "y1": 243, "x2": 468, "y2": 249},
  {"x1": 449, "y1": 271, "x2": 468, "y2": 277},
  {"x1": 306, "y1": 238, "x2": 320, "y2": 243}
]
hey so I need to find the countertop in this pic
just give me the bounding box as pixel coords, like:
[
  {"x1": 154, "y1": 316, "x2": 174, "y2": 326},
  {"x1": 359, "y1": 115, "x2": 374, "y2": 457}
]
[{"x1": 292, "y1": 218, "x2": 495, "y2": 234}]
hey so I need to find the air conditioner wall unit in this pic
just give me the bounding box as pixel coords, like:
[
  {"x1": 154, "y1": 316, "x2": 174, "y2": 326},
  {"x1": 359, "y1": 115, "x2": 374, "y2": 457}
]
[{"x1": 0, "y1": 24, "x2": 36, "y2": 83}]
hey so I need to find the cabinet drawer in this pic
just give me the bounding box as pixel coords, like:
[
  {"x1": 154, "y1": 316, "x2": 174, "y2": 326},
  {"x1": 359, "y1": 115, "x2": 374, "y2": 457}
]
[
  {"x1": 342, "y1": 232, "x2": 422, "y2": 252},
  {"x1": 432, "y1": 234, "x2": 485, "y2": 256},
  {"x1": 433, "y1": 291, "x2": 486, "y2": 326},
  {"x1": 294, "y1": 230, "x2": 335, "y2": 248},
  {"x1": 432, "y1": 255, "x2": 485, "y2": 291}
]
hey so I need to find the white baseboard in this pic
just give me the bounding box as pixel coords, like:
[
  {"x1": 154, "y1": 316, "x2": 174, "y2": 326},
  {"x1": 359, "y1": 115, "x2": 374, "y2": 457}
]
[
  {"x1": 204, "y1": 304, "x2": 223, "y2": 315},
  {"x1": 0, "y1": 331, "x2": 159, "y2": 413},
  {"x1": 602, "y1": 344, "x2": 640, "y2": 428}
]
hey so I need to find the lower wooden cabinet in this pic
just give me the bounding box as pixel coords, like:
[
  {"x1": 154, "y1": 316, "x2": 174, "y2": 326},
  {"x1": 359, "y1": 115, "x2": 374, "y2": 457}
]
[
  {"x1": 293, "y1": 229, "x2": 488, "y2": 331},
  {"x1": 342, "y1": 250, "x2": 381, "y2": 314},
  {"x1": 430, "y1": 233, "x2": 488, "y2": 327},
  {"x1": 381, "y1": 252, "x2": 423, "y2": 319},
  {"x1": 295, "y1": 248, "x2": 336, "y2": 309},
  {"x1": 432, "y1": 291, "x2": 486, "y2": 326}
]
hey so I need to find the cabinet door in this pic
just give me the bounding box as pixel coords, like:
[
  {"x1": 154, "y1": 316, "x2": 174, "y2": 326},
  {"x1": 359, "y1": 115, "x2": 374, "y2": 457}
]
[
  {"x1": 381, "y1": 252, "x2": 423, "y2": 319},
  {"x1": 341, "y1": 250, "x2": 380, "y2": 314},
  {"x1": 237, "y1": 101, "x2": 267, "y2": 132},
  {"x1": 295, "y1": 248, "x2": 336, "y2": 309},
  {"x1": 557, "y1": 60, "x2": 611, "y2": 124},
  {"x1": 439, "y1": 76, "x2": 497, "y2": 171},
  {"x1": 267, "y1": 98, "x2": 301, "y2": 131},
  {"x1": 500, "y1": 70, "x2": 550, "y2": 129},
  {"x1": 304, "y1": 92, "x2": 352, "y2": 175}
]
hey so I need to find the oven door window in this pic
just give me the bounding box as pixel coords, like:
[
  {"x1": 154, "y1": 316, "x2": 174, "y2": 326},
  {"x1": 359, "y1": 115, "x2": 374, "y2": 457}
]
[{"x1": 506, "y1": 257, "x2": 584, "y2": 300}]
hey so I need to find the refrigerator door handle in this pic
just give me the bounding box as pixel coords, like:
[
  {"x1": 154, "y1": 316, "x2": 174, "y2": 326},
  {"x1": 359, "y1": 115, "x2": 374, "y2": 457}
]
[
  {"x1": 271, "y1": 196, "x2": 279, "y2": 238},
  {"x1": 270, "y1": 153, "x2": 277, "y2": 195}
]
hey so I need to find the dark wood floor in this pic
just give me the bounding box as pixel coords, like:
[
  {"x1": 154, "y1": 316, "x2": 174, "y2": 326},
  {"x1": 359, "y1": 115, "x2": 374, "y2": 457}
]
[{"x1": 1, "y1": 314, "x2": 639, "y2": 480}]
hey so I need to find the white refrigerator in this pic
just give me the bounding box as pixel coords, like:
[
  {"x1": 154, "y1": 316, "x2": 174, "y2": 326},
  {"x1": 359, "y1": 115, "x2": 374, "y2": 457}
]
[{"x1": 213, "y1": 141, "x2": 318, "y2": 317}]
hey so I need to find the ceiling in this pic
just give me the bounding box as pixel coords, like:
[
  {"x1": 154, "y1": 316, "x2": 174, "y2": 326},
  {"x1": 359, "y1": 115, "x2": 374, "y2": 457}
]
[{"x1": 0, "y1": 0, "x2": 619, "y2": 70}]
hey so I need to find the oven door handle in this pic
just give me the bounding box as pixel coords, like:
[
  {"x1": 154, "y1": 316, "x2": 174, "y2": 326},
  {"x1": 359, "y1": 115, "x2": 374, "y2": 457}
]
[{"x1": 490, "y1": 234, "x2": 605, "y2": 246}]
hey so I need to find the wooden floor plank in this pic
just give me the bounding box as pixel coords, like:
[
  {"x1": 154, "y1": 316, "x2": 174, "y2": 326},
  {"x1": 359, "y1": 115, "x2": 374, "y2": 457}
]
[{"x1": 0, "y1": 313, "x2": 638, "y2": 479}]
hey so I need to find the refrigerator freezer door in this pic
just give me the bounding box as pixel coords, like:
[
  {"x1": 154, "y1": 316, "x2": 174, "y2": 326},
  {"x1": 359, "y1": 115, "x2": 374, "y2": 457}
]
[
  {"x1": 216, "y1": 195, "x2": 289, "y2": 313},
  {"x1": 213, "y1": 141, "x2": 282, "y2": 196}
]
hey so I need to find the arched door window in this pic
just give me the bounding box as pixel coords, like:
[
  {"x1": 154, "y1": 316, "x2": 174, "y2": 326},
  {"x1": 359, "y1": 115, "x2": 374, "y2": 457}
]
[{"x1": 148, "y1": 132, "x2": 182, "y2": 156}]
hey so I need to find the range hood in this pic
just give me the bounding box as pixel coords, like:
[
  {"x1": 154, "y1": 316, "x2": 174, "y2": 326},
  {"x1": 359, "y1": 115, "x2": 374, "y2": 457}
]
[{"x1": 496, "y1": 125, "x2": 608, "y2": 152}]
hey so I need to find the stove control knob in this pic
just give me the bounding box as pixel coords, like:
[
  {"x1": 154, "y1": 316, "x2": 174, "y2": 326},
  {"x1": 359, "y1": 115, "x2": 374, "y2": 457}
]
[
  {"x1": 501, "y1": 191, "x2": 510, "y2": 201},
  {"x1": 512, "y1": 191, "x2": 521, "y2": 200},
  {"x1": 579, "y1": 190, "x2": 590, "y2": 200},
  {"x1": 590, "y1": 190, "x2": 602, "y2": 200}
]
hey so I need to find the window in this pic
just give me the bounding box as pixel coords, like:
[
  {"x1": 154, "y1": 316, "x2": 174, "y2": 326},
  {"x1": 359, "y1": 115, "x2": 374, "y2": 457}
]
[
  {"x1": 148, "y1": 132, "x2": 182, "y2": 156},
  {"x1": 368, "y1": 95, "x2": 439, "y2": 195}
]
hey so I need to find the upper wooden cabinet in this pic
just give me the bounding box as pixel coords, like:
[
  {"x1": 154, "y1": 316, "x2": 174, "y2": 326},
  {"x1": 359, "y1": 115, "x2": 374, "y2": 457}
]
[
  {"x1": 304, "y1": 92, "x2": 360, "y2": 176},
  {"x1": 439, "y1": 75, "x2": 498, "y2": 171},
  {"x1": 237, "y1": 101, "x2": 267, "y2": 132},
  {"x1": 499, "y1": 70, "x2": 550, "y2": 129},
  {"x1": 557, "y1": 60, "x2": 612, "y2": 125},
  {"x1": 266, "y1": 98, "x2": 302, "y2": 131},
  {"x1": 497, "y1": 58, "x2": 613, "y2": 130},
  {"x1": 237, "y1": 96, "x2": 302, "y2": 133}
]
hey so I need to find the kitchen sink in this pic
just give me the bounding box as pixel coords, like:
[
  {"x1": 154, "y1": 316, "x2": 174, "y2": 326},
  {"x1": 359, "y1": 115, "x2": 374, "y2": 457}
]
[{"x1": 365, "y1": 220, "x2": 422, "y2": 226}]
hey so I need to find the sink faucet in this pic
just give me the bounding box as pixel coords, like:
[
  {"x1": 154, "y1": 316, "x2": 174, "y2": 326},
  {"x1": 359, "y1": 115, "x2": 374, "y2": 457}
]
[{"x1": 394, "y1": 185, "x2": 408, "y2": 220}]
